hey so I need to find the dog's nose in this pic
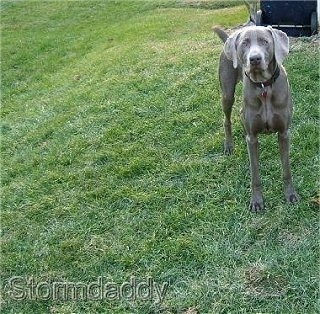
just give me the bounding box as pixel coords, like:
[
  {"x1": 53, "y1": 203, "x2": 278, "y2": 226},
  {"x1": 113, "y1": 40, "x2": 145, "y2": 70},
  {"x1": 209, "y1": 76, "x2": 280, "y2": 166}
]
[{"x1": 249, "y1": 55, "x2": 262, "y2": 65}]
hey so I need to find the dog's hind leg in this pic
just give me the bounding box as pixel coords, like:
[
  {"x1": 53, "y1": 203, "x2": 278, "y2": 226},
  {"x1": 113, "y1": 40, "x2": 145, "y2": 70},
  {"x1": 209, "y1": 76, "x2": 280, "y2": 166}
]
[
  {"x1": 222, "y1": 94, "x2": 234, "y2": 155},
  {"x1": 218, "y1": 55, "x2": 238, "y2": 155}
]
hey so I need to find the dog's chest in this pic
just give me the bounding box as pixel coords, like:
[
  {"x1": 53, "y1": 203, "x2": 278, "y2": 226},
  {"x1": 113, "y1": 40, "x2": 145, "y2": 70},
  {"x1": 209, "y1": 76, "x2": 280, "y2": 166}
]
[
  {"x1": 258, "y1": 91, "x2": 272, "y2": 125},
  {"x1": 243, "y1": 87, "x2": 286, "y2": 134},
  {"x1": 257, "y1": 88, "x2": 283, "y2": 133}
]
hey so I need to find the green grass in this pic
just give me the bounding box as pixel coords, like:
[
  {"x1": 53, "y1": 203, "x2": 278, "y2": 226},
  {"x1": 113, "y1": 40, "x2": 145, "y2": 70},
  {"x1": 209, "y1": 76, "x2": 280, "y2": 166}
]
[{"x1": 1, "y1": 1, "x2": 319, "y2": 313}]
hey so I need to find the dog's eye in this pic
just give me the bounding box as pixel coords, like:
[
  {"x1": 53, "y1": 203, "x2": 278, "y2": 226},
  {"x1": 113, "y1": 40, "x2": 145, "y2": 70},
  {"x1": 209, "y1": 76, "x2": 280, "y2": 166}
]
[
  {"x1": 259, "y1": 38, "x2": 269, "y2": 45},
  {"x1": 241, "y1": 39, "x2": 250, "y2": 47}
]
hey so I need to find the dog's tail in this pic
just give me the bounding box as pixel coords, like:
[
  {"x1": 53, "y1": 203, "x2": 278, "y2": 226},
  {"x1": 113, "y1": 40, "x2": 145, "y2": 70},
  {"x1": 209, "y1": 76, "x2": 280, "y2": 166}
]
[{"x1": 212, "y1": 27, "x2": 228, "y2": 43}]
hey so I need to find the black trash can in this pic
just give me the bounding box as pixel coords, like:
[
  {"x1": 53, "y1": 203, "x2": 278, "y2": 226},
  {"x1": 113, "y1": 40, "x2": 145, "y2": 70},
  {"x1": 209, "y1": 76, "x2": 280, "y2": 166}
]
[{"x1": 256, "y1": 0, "x2": 318, "y2": 36}]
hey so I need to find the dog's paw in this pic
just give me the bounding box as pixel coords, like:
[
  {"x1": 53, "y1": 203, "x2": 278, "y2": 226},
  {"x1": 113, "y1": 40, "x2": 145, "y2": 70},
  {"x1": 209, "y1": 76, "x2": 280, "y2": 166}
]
[
  {"x1": 285, "y1": 186, "x2": 298, "y2": 204},
  {"x1": 286, "y1": 192, "x2": 298, "y2": 204},
  {"x1": 249, "y1": 195, "x2": 264, "y2": 212},
  {"x1": 224, "y1": 143, "x2": 233, "y2": 155}
]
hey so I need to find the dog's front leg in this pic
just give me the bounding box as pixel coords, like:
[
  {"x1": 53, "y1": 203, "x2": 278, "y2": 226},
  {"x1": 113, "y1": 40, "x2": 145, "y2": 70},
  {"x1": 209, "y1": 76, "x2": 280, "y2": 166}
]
[
  {"x1": 278, "y1": 131, "x2": 298, "y2": 203},
  {"x1": 246, "y1": 134, "x2": 264, "y2": 211}
]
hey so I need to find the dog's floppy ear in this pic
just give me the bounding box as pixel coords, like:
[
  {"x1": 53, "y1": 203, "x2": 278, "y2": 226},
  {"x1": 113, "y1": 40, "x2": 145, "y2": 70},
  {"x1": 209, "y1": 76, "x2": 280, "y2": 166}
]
[
  {"x1": 224, "y1": 30, "x2": 240, "y2": 68},
  {"x1": 268, "y1": 26, "x2": 289, "y2": 65}
]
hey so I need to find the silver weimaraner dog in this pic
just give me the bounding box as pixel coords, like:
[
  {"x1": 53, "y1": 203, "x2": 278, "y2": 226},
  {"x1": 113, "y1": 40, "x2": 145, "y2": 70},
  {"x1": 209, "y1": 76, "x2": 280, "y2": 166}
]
[{"x1": 213, "y1": 26, "x2": 298, "y2": 211}]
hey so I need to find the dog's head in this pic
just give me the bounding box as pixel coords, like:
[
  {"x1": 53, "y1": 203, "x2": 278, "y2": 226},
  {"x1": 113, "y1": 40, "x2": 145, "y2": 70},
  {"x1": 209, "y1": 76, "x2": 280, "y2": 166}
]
[{"x1": 224, "y1": 26, "x2": 289, "y2": 73}]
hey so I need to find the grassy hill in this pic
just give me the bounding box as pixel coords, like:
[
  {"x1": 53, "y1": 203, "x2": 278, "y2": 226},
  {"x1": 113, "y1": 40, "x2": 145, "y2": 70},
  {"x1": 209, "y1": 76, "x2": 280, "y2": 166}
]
[{"x1": 1, "y1": 1, "x2": 319, "y2": 313}]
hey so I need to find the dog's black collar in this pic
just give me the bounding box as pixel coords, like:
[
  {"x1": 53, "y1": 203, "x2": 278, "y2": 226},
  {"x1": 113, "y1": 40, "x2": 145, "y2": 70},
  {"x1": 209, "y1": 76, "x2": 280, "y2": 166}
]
[{"x1": 245, "y1": 65, "x2": 280, "y2": 89}]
